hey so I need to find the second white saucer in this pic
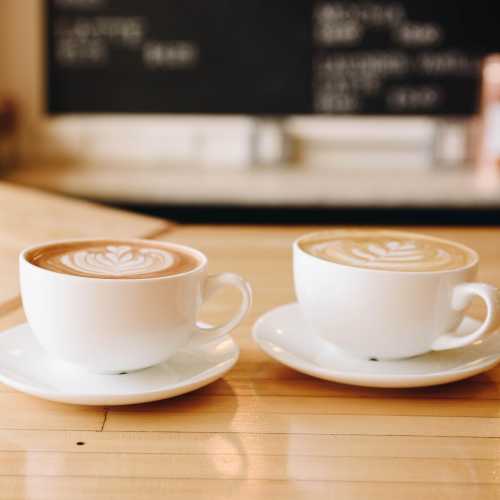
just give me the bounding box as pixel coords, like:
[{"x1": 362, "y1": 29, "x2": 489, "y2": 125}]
[
  {"x1": 253, "y1": 303, "x2": 500, "y2": 388},
  {"x1": 0, "y1": 322, "x2": 238, "y2": 405}
]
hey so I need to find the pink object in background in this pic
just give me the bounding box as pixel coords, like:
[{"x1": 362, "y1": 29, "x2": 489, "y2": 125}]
[{"x1": 476, "y1": 55, "x2": 500, "y2": 187}]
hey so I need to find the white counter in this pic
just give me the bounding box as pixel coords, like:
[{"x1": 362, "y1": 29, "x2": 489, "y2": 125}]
[{"x1": 5, "y1": 163, "x2": 500, "y2": 208}]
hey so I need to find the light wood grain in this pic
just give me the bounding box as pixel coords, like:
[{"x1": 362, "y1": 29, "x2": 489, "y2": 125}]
[
  {"x1": 1, "y1": 192, "x2": 500, "y2": 500},
  {"x1": 0, "y1": 248, "x2": 27, "y2": 312},
  {"x1": 0, "y1": 394, "x2": 104, "y2": 430},
  {"x1": 1, "y1": 477, "x2": 498, "y2": 500},
  {"x1": 1, "y1": 430, "x2": 500, "y2": 459},
  {"x1": 0, "y1": 182, "x2": 170, "y2": 245},
  {"x1": 0, "y1": 306, "x2": 25, "y2": 333},
  {"x1": 92, "y1": 393, "x2": 500, "y2": 417},
  {"x1": 200, "y1": 375, "x2": 500, "y2": 398},
  {"x1": 1, "y1": 451, "x2": 500, "y2": 483},
  {"x1": 103, "y1": 410, "x2": 500, "y2": 437}
]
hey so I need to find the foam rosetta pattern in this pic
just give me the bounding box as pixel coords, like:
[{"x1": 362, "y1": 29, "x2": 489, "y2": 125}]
[
  {"x1": 60, "y1": 245, "x2": 176, "y2": 277},
  {"x1": 308, "y1": 238, "x2": 469, "y2": 272}
]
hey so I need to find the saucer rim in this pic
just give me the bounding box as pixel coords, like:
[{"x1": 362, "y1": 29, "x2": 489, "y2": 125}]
[
  {"x1": 0, "y1": 322, "x2": 239, "y2": 405},
  {"x1": 252, "y1": 302, "x2": 500, "y2": 388}
]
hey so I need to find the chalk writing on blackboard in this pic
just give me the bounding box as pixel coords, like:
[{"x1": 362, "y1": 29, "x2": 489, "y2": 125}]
[
  {"x1": 313, "y1": 1, "x2": 482, "y2": 114},
  {"x1": 46, "y1": 0, "x2": 500, "y2": 115}
]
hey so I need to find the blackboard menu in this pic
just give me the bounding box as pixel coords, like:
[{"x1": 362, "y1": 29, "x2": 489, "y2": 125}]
[{"x1": 47, "y1": 0, "x2": 500, "y2": 115}]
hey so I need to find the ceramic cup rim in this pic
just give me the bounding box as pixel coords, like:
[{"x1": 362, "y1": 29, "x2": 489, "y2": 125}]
[
  {"x1": 20, "y1": 237, "x2": 207, "y2": 282},
  {"x1": 294, "y1": 229, "x2": 479, "y2": 276}
]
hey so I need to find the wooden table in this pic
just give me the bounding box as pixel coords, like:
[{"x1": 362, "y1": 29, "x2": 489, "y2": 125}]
[{"x1": 1, "y1": 182, "x2": 500, "y2": 499}]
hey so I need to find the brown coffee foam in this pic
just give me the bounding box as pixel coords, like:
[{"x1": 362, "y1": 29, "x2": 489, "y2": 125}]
[
  {"x1": 27, "y1": 240, "x2": 201, "y2": 279},
  {"x1": 299, "y1": 230, "x2": 474, "y2": 272}
]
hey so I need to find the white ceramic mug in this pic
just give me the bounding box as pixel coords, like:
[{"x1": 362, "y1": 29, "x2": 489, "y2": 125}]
[
  {"x1": 294, "y1": 231, "x2": 499, "y2": 360},
  {"x1": 20, "y1": 239, "x2": 252, "y2": 373}
]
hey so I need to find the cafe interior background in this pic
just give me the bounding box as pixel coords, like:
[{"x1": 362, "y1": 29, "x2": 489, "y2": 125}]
[{"x1": 1, "y1": 0, "x2": 500, "y2": 225}]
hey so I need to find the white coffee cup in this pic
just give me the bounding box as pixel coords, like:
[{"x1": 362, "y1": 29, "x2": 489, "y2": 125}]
[
  {"x1": 20, "y1": 239, "x2": 252, "y2": 373},
  {"x1": 294, "y1": 231, "x2": 499, "y2": 360}
]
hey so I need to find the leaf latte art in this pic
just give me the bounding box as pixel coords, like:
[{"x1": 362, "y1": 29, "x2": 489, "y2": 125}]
[
  {"x1": 60, "y1": 245, "x2": 175, "y2": 277},
  {"x1": 27, "y1": 240, "x2": 201, "y2": 279},
  {"x1": 300, "y1": 232, "x2": 472, "y2": 272}
]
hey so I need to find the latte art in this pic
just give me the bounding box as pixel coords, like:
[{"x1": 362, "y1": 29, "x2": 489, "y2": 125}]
[
  {"x1": 300, "y1": 231, "x2": 473, "y2": 272},
  {"x1": 27, "y1": 240, "x2": 201, "y2": 279},
  {"x1": 60, "y1": 245, "x2": 175, "y2": 277}
]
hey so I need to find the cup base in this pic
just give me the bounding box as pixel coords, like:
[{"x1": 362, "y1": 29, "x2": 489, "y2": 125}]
[{"x1": 0, "y1": 321, "x2": 239, "y2": 405}]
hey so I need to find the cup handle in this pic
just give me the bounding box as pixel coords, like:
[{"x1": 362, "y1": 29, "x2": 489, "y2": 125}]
[
  {"x1": 191, "y1": 272, "x2": 252, "y2": 346},
  {"x1": 432, "y1": 283, "x2": 500, "y2": 351}
]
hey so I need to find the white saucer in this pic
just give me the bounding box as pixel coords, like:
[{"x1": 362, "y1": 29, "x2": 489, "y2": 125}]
[
  {"x1": 253, "y1": 303, "x2": 500, "y2": 388},
  {"x1": 0, "y1": 323, "x2": 238, "y2": 405}
]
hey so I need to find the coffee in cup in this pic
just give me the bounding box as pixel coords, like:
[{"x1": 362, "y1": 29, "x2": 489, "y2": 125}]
[
  {"x1": 26, "y1": 239, "x2": 200, "y2": 279},
  {"x1": 299, "y1": 230, "x2": 474, "y2": 273}
]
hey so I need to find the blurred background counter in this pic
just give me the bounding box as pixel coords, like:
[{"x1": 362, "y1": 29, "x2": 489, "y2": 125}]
[
  {"x1": 1, "y1": 0, "x2": 500, "y2": 224},
  {"x1": 6, "y1": 162, "x2": 500, "y2": 224}
]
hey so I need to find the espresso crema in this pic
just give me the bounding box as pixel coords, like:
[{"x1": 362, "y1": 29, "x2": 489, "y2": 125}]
[
  {"x1": 27, "y1": 240, "x2": 201, "y2": 279},
  {"x1": 299, "y1": 231, "x2": 474, "y2": 272}
]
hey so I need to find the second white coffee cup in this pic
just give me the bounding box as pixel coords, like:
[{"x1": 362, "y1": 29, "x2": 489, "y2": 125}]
[{"x1": 294, "y1": 230, "x2": 499, "y2": 360}]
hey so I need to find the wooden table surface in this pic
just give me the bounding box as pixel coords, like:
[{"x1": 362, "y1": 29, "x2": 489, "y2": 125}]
[{"x1": 1, "y1": 182, "x2": 500, "y2": 499}]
